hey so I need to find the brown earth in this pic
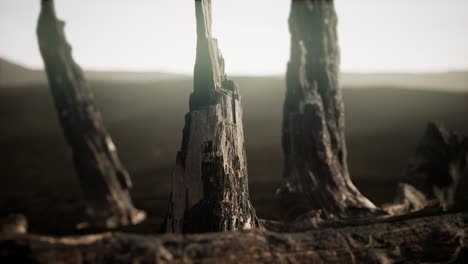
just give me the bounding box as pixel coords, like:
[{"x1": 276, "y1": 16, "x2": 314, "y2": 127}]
[{"x1": 0, "y1": 77, "x2": 467, "y2": 234}]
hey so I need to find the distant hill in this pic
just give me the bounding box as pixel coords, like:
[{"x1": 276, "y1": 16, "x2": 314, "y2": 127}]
[
  {"x1": 1, "y1": 57, "x2": 467, "y2": 91},
  {"x1": 0, "y1": 58, "x2": 189, "y2": 87},
  {"x1": 341, "y1": 71, "x2": 468, "y2": 92},
  {"x1": 1, "y1": 63, "x2": 467, "y2": 231},
  {"x1": 0, "y1": 58, "x2": 47, "y2": 86}
]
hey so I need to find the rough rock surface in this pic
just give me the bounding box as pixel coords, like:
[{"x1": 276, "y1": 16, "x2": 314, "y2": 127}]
[
  {"x1": 277, "y1": 0, "x2": 379, "y2": 219},
  {"x1": 387, "y1": 122, "x2": 468, "y2": 214},
  {"x1": 164, "y1": 0, "x2": 260, "y2": 233},
  {"x1": 36, "y1": 0, "x2": 145, "y2": 229},
  {"x1": 1, "y1": 211, "x2": 467, "y2": 263}
]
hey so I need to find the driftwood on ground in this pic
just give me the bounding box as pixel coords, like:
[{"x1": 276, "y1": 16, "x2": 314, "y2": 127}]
[
  {"x1": 164, "y1": 0, "x2": 260, "y2": 233},
  {"x1": 1, "y1": 211, "x2": 467, "y2": 263},
  {"x1": 37, "y1": 0, "x2": 145, "y2": 229}
]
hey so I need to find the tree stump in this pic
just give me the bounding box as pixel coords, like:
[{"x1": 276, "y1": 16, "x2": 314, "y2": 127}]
[
  {"x1": 277, "y1": 0, "x2": 379, "y2": 219},
  {"x1": 37, "y1": 0, "x2": 145, "y2": 229},
  {"x1": 386, "y1": 122, "x2": 468, "y2": 214},
  {"x1": 164, "y1": 0, "x2": 260, "y2": 233}
]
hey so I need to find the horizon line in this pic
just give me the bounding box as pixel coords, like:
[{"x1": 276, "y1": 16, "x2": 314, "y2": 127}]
[{"x1": 2, "y1": 56, "x2": 468, "y2": 76}]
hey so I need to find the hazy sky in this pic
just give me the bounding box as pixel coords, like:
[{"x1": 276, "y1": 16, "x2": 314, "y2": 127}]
[{"x1": 1, "y1": 0, "x2": 467, "y2": 75}]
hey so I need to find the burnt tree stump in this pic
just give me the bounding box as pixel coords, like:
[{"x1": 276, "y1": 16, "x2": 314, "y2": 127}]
[
  {"x1": 386, "y1": 122, "x2": 468, "y2": 215},
  {"x1": 37, "y1": 0, "x2": 145, "y2": 229},
  {"x1": 277, "y1": 0, "x2": 379, "y2": 219},
  {"x1": 164, "y1": 0, "x2": 260, "y2": 233}
]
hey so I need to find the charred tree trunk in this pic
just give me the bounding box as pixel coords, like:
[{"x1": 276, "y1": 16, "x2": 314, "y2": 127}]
[
  {"x1": 164, "y1": 0, "x2": 260, "y2": 233},
  {"x1": 2, "y1": 211, "x2": 467, "y2": 263},
  {"x1": 36, "y1": 0, "x2": 145, "y2": 229},
  {"x1": 386, "y1": 122, "x2": 468, "y2": 215},
  {"x1": 277, "y1": 0, "x2": 379, "y2": 219}
]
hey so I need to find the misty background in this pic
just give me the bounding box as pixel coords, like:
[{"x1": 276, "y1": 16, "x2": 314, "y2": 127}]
[
  {"x1": 1, "y1": 0, "x2": 468, "y2": 74},
  {"x1": 0, "y1": 1, "x2": 467, "y2": 233}
]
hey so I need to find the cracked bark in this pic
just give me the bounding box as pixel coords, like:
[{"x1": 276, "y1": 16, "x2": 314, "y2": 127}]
[
  {"x1": 163, "y1": 0, "x2": 260, "y2": 233},
  {"x1": 386, "y1": 122, "x2": 468, "y2": 215},
  {"x1": 277, "y1": 0, "x2": 379, "y2": 220},
  {"x1": 36, "y1": 0, "x2": 145, "y2": 229},
  {"x1": 1, "y1": 212, "x2": 467, "y2": 263}
]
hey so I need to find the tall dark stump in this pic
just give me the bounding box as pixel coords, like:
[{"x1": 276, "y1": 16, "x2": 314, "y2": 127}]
[
  {"x1": 164, "y1": 0, "x2": 261, "y2": 233},
  {"x1": 37, "y1": 0, "x2": 145, "y2": 228},
  {"x1": 277, "y1": 0, "x2": 379, "y2": 219}
]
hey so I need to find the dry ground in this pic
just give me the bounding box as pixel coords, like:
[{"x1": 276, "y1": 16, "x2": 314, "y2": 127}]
[{"x1": 1, "y1": 77, "x2": 467, "y2": 234}]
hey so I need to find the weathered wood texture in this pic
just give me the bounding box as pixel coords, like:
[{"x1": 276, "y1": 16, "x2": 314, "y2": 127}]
[
  {"x1": 164, "y1": 0, "x2": 260, "y2": 233},
  {"x1": 277, "y1": 0, "x2": 379, "y2": 219},
  {"x1": 1, "y1": 212, "x2": 467, "y2": 263},
  {"x1": 36, "y1": 0, "x2": 145, "y2": 228},
  {"x1": 387, "y1": 122, "x2": 468, "y2": 215}
]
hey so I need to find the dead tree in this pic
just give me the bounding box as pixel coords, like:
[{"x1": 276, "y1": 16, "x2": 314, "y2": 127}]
[
  {"x1": 37, "y1": 0, "x2": 145, "y2": 229},
  {"x1": 386, "y1": 122, "x2": 468, "y2": 215},
  {"x1": 164, "y1": 0, "x2": 260, "y2": 233},
  {"x1": 277, "y1": 0, "x2": 379, "y2": 219}
]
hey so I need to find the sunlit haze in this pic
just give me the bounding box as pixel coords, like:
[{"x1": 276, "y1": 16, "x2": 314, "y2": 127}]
[{"x1": 1, "y1": 0, "x2": 467, "y2": 75}]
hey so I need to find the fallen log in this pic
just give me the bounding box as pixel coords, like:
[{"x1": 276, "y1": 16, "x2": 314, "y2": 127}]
[{"x1": 1, "y1": 212, "x2": 467, "y2": 263}]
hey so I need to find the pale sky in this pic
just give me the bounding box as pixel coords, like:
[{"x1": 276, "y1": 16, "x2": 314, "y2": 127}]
[{"x1": 0, "y1": 0, "x2": 467, "y2": 75}]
